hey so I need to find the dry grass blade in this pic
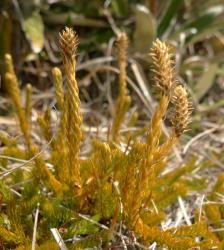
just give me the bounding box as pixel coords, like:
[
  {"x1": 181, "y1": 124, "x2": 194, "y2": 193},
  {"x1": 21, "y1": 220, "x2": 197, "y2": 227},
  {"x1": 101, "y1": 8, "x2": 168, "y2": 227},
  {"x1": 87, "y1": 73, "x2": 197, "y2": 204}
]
[
  {"x1": 31, "y1": 203, "x2": 40, "y2": 250},
  {"x1": 51, "y1": 228, "x2": 68, "y2": 250}
]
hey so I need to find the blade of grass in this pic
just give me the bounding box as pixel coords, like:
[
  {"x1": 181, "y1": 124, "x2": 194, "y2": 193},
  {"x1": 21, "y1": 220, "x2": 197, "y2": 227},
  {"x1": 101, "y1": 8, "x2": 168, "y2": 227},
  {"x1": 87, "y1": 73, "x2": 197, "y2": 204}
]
[
  {"x1": 51, "y1": 228, "x2": 68, "y2": 250},
  {"x1": 157, "y1": 0, "x2": 184, "y2": 37},
  {"x1": 172, "y1": 5, "x2": 224, "y2": 43},
  {"x1": 31, "y1": 203, "x2": 40, "y2": 250}
]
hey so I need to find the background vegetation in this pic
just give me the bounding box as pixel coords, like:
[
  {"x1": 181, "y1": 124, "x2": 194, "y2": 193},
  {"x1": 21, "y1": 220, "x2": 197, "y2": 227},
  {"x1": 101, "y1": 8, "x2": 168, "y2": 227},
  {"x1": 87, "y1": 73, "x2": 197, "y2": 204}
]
[{"x1": 0, "y1": 0, "x2": 224, "y2": 249}]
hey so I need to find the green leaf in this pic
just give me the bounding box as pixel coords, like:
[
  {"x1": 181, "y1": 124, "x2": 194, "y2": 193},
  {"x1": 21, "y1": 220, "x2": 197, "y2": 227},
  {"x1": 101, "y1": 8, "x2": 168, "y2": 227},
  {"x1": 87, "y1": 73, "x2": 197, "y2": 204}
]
[
  {"x1": 194, "y1": 63, "x2": 218, "y2": 101},
  {"x1": 184, "y1": 5, "x2": 224, "y2": 30},
  {"x1": 23, "y1": 10, "x2": 44, "y2": 53},
  {"x1": 111, "y1": 0, "x2": 128, "y2": 16},
  {"x1": 133, "y1": 4, "x2": 156, "y2": 53},
  {"x1": 172, "y1": 5, "x2": 224, "y2": 43},
  {"x1": 157, "y1": 0, "x2": 184, "y2": 37},
  {"x1": 0, "y1": 12, "x2": 12, "y2": 60}
]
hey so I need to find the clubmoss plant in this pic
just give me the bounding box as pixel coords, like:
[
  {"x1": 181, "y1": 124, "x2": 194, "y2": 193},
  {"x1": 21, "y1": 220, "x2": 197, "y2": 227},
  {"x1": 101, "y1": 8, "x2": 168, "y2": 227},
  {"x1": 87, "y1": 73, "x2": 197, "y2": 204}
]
[
  {"x1": 0, "y1": 27, "x2": 222, "y2": 249},
  {"x1": 4, "y1": 55, "x2": 62, "y2": 194},
  {"x1": 59, "y1": 27, "x2": 82, "y2": 189},
  {"x1": 111, "y1": 32, "x2": 131, "y2": 141},
  {"x1": 52, "y1": 67, "x2": 64, "y2": 111},
  {"x1": 5, "y1": 57, "x2": 31, "y2": 150}
]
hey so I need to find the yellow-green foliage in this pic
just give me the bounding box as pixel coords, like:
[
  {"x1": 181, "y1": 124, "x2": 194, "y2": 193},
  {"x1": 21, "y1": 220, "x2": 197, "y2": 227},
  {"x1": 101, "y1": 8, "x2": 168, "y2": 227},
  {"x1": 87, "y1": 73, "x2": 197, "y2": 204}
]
[
  {"x1": 0, "y1": 27, "x2": 222, "y2": 249},
  {"x1": 111, "y1": 32, "x2": 131, "y2": 141},
  {"x1": 204, "y1": 173, "x2": 224, "y2": 240},
  {"x1": 59, "y1": 27, "x2": 82, "y2": 189},
  {"x1": 52, "y1": 67, "x2": 64, "y2": 111}
]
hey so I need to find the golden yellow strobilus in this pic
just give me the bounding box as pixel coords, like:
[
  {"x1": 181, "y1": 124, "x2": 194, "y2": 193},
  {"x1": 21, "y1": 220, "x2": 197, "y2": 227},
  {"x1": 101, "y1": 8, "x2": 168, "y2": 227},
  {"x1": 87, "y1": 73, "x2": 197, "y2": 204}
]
[
  {"x1": 59, "y1": 27, "x2": 82, "y2": 189},
  {"x1": 111, "y1": 32, "x2": 131, "y2": 141}
]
